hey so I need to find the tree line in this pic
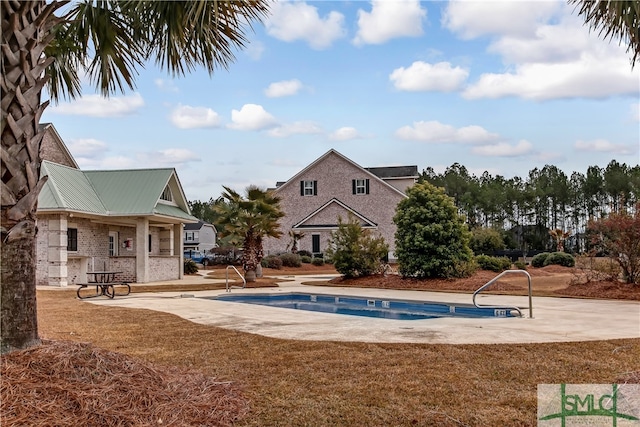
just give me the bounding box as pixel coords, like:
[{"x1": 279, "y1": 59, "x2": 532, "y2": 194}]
[{"x1": 419, "y1": 160, "x2": 640, "y2": 253}]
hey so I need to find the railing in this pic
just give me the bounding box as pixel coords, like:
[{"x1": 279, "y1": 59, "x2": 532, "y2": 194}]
[
  {"x1": 225, "y1": 265, "x2": 246, "y2": 292},
  {"x1": 472, "y1": 270, "x2": 533, "y2": 318}
]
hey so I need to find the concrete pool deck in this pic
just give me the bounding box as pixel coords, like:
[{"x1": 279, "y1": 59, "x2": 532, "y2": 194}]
[{"x1": 83, "y1": 274, "x2": 640, "y2": 344}]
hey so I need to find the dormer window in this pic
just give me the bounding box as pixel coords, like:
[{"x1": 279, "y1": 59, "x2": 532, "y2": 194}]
[
  {"x1": 300, "y1": 180, "x2": 317, "y2": 196},
  {"x1": 161, "y1": 185, "x2": 173, "y2": 202},
  {"x1": 352, "y1": 179, "x2": 369, "y2": 195}
]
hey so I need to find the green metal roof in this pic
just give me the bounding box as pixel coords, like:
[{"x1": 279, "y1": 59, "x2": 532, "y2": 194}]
[
  {"x1": 39, "y1": 162, "x2": 107, "y2": 213},
  {"x1": 84, "y1": 168, "x2": 173, "y2": 214},
  {"x1": 38, "y1": 161, "x2": 197, "y2": 222}
]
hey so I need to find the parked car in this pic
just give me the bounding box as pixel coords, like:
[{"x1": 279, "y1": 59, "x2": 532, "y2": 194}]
[{"x1": 183, "y1": 250, "x2": 213, "y2": 266}]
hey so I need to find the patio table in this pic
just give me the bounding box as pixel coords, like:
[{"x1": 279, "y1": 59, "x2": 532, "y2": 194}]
[{"x1": 77, "y1": 271, "x2": 130, "y2": 299}]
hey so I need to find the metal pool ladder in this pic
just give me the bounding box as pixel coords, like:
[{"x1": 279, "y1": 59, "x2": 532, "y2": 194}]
[
  {"x1": 472, "y1": 270, "x2": 533, "y2": 318},
  {"x1": 225, "y1": 265, "x2": 246, "y2": 292}
]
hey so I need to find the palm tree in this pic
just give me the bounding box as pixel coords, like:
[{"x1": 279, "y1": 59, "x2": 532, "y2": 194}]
[
  {"x1": 287, "y1": 230, "x2": 305, "y2": 253},
  {"x1": 215, "y1": 186, "x2": 284, "y2": 282},
  {"x1": 569, "y1": 0, "x2": 639, "y2": 66},
  {"x1": 548, "y1": 228, "x2": 572, "y2": 252},
  {"x1": 1, "y1": 0, "x2": 270, "y2": 354}
]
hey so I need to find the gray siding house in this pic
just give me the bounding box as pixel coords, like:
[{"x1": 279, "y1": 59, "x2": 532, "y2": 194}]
[
  {"x1": 184, "y1": 221, "x2": 217, "y2": 253},
  {"x1": 263, "y1": 149, "x2": 417, "y2": 259}
]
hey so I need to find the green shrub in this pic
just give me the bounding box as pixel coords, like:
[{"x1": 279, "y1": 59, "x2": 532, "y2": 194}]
[
  {"x1": 531, "y1": 252, "x2": 550, "y2": 268},
  {"x1": 394, "y1": 182, "x2": 473, "y2": 278},
  {"x1": 326, "y1": 215, "x2": 389, "y2": 278},
  {"x1": 514, "y1": 260, "x2": 527, "y2": 270},
  {"x1": 543, "y1": 251, "x2": 575, "y2": 267},
  {"x1": 183, "y1": 259, "x2": 199, "y2": 275},
  {"x1": 301, "y1": 256, "x2": 312, "y2": 264},
  {"x1": 470, "y1": 227, "x2": 505, "y2": 254},
  {"x1": 298, "y1": 250, "x2": 312, "y2": 258},
  {"x1": 280, "y1": 252, "x2": 302, "y2": 267},
  {"x1": 475, "y1": 255, "x2": 512, "y2": 272},
  {"x1": 261, "y1": 255, "x2": 283, "y2": 269},
  {"x1": 311, "y1": 257, "x2": 324, "y2": 266}
]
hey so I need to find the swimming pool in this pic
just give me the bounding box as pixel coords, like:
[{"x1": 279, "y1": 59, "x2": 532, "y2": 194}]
[{"x1": 207, "y1": 293, "x2": 518, "y2": 320}]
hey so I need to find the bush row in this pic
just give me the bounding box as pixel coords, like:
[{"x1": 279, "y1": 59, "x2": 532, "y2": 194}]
[
  {"x1": 260, "y1": 253, "x2": 327, "y2": 269},
  {"x1": 531, "y1": 252, "x2": 575, "y2": 268},
  {"x1": 475, "y1": 255, "x2": 512, "y2": 272}
]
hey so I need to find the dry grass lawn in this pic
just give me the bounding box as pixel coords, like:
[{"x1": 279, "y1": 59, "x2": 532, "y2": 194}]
[{"x1": 2, "y1": 265, "x2": 639, "y2": 426}]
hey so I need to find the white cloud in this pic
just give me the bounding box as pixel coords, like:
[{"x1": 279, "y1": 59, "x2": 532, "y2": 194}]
[
  {"x1": 458, "y1": 8, "x2": 640, "y2": 101},
  {"x1": 472, "y1": 140, "x2": 533, "y2": 157},
  {"x1": 77, "y1": 156, "x2": 136, "y2": 170},
  {"x1": 265, "y1": 1, "x2": 346, "y2": 50},
  {"x1": 67, "y1": 138, "x2": 107, "y2": 158},
  {"x1": 228, "y1": 104, "x2": 277, "y2": 131},
  {"x1": 389, "y1": 61, "x2": 468, "y2": 92},
  {"x1": 353, "y1": 0, "x2": 426, "y2": 46},
  {"x1": 154, "y1": 79, "x2": 179, "y2": 93},
  {"x1": 170, "y1": 105, "x2": 221, "y2": 129},
  {"x1": 267, "y1": 121, "x2": 322, "y2": 138},
  {"x1": 329, "y1": 127, "x2": 362, "y2": 141},
  {"x1": 49, "y1": 93, "x2": 144, "y2": 117},
  {"x1": 395, "y1": 120, "x2": 500, "y2": 144},
  {"x1": 150, "y1": 148, "x2": 200, "y2": 166},
  {"x1": 463, "y1": 56, "x2": 639, "y2": 100},
  {"x1": 575, "y1": 139, "x2": 637, "y2": 155},
  {"x1": 442, "y1": 0, "x2": 560, "y2": 39},
  {"x1": 264, "y1": 79, "x2": 303, "y2": 98}
]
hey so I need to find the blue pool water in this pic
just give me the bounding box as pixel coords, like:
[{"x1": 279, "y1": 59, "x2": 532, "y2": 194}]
[{"x1": 206, "y1": 293, "x2": 517, "y2": 320}]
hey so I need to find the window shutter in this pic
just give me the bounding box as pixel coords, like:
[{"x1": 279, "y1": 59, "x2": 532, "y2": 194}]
[
  {"x1": 313, "y1": 181, "x2": 318, "y2": 195},
  {"x1": 352, "y1": 179, "x2": 356, "y2": 194},
  {"x1": 300, "y1": 181, "x2": 304, "y2": 196},
  {"x1": 365, "y1": 179, "x2": 370, "y2": 194}
]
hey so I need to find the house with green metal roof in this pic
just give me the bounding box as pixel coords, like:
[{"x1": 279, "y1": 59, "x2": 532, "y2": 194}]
[{"x1": 36, "y1": 130, "x2": 198, "y2": 287}]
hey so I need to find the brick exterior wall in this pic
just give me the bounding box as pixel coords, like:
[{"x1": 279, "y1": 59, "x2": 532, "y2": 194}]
[
  {"x1": 39, "y1": 126, "x2": 77, "y2": 168},
  {"x1": 263, "y1": 151, "x2": 409, "y2": 257},
  {"x1": 37, "y1": 213, "x2": 183, "y2": 286}
]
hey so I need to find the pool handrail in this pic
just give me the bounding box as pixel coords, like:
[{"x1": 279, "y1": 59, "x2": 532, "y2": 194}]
[
  {"x1": 472, "y1": 269, "x2": 533, "y2": 318},
  {"x1": 225, "y1": 265, "x2": 246, "y2": 292}
]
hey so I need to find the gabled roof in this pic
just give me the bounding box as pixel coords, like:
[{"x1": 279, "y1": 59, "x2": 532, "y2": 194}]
[
  {"x1": 38, "y1": 161, "x2": 197, "y2": 222},
  {"x1": 274, "y1": 149, "x2": 407, "y2": 198},
  {"x1": 292, "y1": 198, "x2": 377, "y2": 229},
  {"x1": 39, "y1": 123, "x2": 79, "y2": 169},
  {"x1": 365, "y1": 165, "x2": 418, "y2": 179},
  {"x1": 184, "y1": 220, "x2": 217, "y2": 232}
]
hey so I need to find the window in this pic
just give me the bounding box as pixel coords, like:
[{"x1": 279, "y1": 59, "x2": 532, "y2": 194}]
[
  {"x1": 109, "y1": 232, "x2": 119, "y2": 256},
  {"x1": 185, "y1": 231, "x2": 195, "y2": 242},
  {"x1": 300, "y1": 180, "x2": 317, "y2": 196},
  {"x1": 352, "y1": 178, "x2": 369, "y2": 195},
  {"x1": 312, "y1": 234, "x2": 320, "y2": 254},
  {"x1": 148, "y1": 234, "x2": 152, "y2": 253},
  {"x1": 67, "y1": 228, "x2": 78, "y2": 251},
  {"x1": 160, "y1": 185, "x2": 173, "y2": 202}
]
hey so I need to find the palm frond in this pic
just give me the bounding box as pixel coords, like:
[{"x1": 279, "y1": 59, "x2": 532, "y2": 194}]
[{"x1": 569, "y1": 0, "x2": 640, "y2": 66}]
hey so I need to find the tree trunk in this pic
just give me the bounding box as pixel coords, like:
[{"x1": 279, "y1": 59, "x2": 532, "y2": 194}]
[
  {"x1": 1, "y1": 0, "x2": 59, "y2": 353},
  {"x1": 1, "y1": 236, "x2": 40, "y2": 353}
]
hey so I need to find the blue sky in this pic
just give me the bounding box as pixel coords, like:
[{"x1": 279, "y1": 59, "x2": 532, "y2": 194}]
[{"x1": 42, "y1": 0, "x2": 640, "y2": 202}]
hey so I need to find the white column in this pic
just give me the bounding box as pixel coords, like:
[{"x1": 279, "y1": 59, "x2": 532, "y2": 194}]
[
  {"x1": 136, "y1": 217, "x2": 149, "y2": 283},
  {"x1": 47, "y1": 215, "x2": 68, "y2": 287},
  {"x1": 174, "y1": 223, "x2": 183, "y2": 279}
]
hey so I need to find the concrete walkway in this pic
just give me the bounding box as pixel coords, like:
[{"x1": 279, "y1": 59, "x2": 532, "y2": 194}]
[{"x1": 78, "y1": 273, "x2": 640, "y2": 344}]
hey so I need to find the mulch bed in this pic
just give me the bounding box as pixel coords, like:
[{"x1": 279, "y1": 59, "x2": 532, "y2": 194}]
[
  {"x1": 328, "y1": 266, "x2": 640, "y2": 300},
  {"x1": 1, "y1": 340, "x2": 248, "y2": 427}
]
